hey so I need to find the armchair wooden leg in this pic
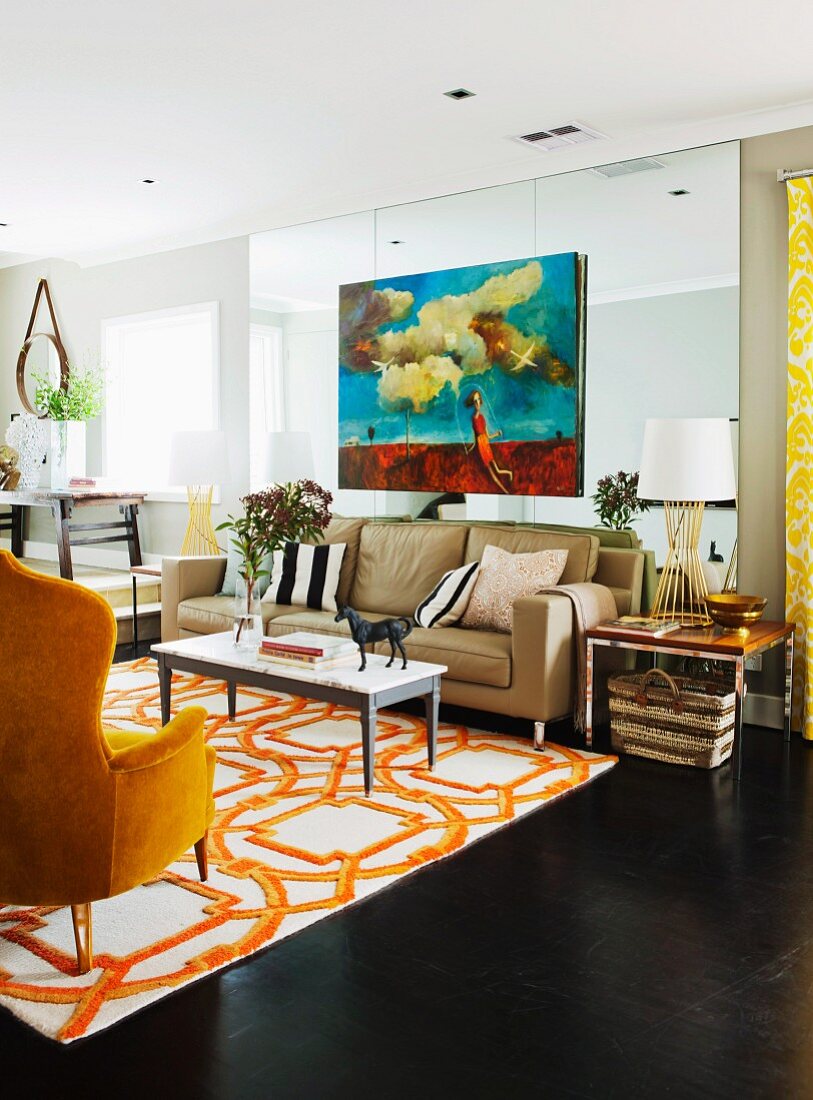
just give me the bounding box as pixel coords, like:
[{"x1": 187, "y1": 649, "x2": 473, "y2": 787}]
[
  {"x1": 70, "y1": 903, "x2": 93, "y2": 975},
  {"x1": 194, "y1": 833, "x2": 209, "y2": 881}
]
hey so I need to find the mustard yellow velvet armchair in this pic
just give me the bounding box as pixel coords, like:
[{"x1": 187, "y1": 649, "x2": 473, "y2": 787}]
[{"x1": 0, "y1": 550, "x2": 216, "y2": 974}]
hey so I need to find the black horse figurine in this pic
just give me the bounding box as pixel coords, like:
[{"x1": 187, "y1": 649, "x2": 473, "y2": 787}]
[{"x1": 334, "y1": 606, "x2": 413, "y2": 671}]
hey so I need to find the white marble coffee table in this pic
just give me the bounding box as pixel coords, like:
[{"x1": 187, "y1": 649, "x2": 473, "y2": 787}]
[{"x1": 152, "y1": 632, "x2": 446, "y2": 796}]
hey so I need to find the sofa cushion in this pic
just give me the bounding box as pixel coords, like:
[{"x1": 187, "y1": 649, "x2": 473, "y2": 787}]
[
  {"x1": 414, "y1": 561, "x2": 480, "y2": 628},
  {"x1": 399, "y1": 625, "x2": 511, "y2": 688},
  {"x1": 177, "y1": 595, "x2": 310, "y2": 635},
  {"x1": 464, "y1": 524, "x2": 598, "y2": 584},
  {"x1": 350, "y1": 522, "x2": 467, "y2": 617},
  {"x1": 299, "y1": 515, "x2": 366, "y2": 608},
  {"x1": 219, "y1": 545, "x2": 274, "y2": 598},
  {"x1": 264, "y1": 541, "x2": 347, "y2": 612},
  {"x1": 461, "y1": 545, "x2": 568, "y2": 633}
]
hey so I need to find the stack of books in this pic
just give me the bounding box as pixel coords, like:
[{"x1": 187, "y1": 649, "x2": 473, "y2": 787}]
[
  {"x1": 600, "y1": 616, "x2": 682, "y2": 637},
  {"x1": 257, "y1": 632, "x2": 359, "y2": 671}
]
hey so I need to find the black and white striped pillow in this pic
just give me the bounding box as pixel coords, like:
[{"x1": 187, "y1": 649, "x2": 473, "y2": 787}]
[
  {"x1": 265, "y1": 542, "x2": 347, "y2": 612},
  {"x1": 414, "y1": 561, "x2": 480, "y2": 629}
]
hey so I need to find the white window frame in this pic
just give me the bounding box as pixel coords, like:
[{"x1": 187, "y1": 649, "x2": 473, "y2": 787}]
[
  {"x1": 101, "y1": 301, "x2": 220, "y2": 502},
  {"x1": 249, "y1": 321, "x2": 285, "y2": 490}
]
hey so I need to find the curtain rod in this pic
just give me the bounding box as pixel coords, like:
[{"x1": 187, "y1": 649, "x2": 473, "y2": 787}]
[{"x1": 777, "y1": 168, "x2": 813, "y2": 182}]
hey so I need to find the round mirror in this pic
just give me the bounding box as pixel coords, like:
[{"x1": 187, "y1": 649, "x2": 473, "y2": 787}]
[{"x1": 16, "y1": 332, "x2": 70, "y2": 416}]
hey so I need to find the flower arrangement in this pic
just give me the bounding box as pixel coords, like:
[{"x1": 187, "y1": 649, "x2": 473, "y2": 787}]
[
  {"x1": 33, "y1": 363, "x2": 104, "y2": 422},
  {"x1": 592, "y1": 470, "x2": 650, "y2": 530},
  {"x1": 218, "y1": 479, "x2": 333, "y2": 642}
]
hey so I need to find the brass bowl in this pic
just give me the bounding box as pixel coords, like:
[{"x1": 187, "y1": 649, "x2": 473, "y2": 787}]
[{"x1": 705, "y1": 594, "x2": 767, "y2": 634}]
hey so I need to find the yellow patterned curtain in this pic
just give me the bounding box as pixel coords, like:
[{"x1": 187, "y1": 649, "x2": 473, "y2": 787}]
[{"x1": 786, "y1": 177, "x2": 813, "y2": 738}]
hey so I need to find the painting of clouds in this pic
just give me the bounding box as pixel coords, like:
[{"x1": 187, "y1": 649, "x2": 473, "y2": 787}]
[{"x1": 338, "y1": 252, "x2": 586, "y2": 496}]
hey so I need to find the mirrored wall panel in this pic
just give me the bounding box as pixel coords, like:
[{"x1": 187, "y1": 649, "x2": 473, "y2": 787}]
[{"x1": 250, "y1": 141, "x2": 739, "y2": 565}]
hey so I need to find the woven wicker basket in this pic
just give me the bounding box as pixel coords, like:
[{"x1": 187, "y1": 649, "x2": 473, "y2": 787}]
[{"x1": 608, "y1": 668, "x2": 735, "y2": 769}]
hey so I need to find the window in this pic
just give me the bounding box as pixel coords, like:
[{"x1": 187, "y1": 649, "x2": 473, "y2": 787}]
[
  {"x1": 103, "y1": 302, "x2": 219, "y2": 498},
  {"x1": 249, "y1": 323, "x2": 284, "y2": 489}
]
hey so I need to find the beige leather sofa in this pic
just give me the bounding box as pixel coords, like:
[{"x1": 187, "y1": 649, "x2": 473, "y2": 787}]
[{"x1": 161, "y1": 518, "x2": 644, "y2": 733}]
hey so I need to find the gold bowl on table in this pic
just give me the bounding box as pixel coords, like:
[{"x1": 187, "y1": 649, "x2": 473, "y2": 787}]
[{"x1": 705, "y1": 594, "x2": 767, "y2": 635}]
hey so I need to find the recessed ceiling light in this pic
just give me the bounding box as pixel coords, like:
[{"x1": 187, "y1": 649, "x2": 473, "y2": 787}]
[
  {"x1": 444, "y1": 88, "x2": 475, "y2": 100},
  {"x1": 140, "y1": 178, "x2": 157, "y2": 184},
  {"x1": 389, "y1": 239, "x2": 405, "y2": 245},
  {"x1": 669, "y1": 188, "x2": 690, "y2": 196}
]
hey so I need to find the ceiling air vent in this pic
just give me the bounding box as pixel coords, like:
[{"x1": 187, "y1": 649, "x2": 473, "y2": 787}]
[
  {"x1": 589, "y1": 157, "x2": 666, "y2": 179},
  {"x1": 514, "y1": 122, "x2": 607, "y2": 152}
]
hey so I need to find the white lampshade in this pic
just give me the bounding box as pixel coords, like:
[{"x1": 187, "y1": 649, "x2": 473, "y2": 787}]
[
  {"x1": 264, "y1": 431, "x2": 314, "y2": 484},
  {"x1": 169, "y1": 430, "x2": 230, "y2": 486},
  {"x1": 638, "y1": 418, "x2": 736, "y2": 502}
]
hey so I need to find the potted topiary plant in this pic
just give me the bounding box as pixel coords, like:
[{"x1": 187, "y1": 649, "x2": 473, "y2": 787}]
[
  {"x1": 34, "y1": 362, "x2": 104, "y2": 489},
  {"x1": 217, "y1": 479, "x2": 333, "y2": 648}
]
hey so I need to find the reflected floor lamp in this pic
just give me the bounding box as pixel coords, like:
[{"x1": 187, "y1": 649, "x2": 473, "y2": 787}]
[
  {"x1": 264, "y1": 431, "x2": 314, "y2": 484},
  {"x1": 169, "y1": 430, "x2": 230, "y2": 556},
  {"x1": 638, "y1": 418, "x2": 737, "y2": 627}
]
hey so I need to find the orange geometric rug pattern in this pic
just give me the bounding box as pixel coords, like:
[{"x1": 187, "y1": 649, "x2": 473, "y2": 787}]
[{"x1": 0, "y1": 659, "x2": 616, "y2": 1042}]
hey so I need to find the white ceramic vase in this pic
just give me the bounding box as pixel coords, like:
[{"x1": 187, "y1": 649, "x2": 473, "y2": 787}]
[
  {"x1": 5, "y1": 413, "x2": 45, "y2": 490},
  {"x1": 49, "y1": 420, "x2": 86, "y2": 490}
]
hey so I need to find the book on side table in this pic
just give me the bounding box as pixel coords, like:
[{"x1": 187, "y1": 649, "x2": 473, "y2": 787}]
[{"x1": 599, "y1": 616, "x2": 682, "y2": 637}]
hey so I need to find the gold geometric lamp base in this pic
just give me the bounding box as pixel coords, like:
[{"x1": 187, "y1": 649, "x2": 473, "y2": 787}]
[
  {"x1": 169, "y1": 430, "x2": 230, "y2": 557},
  {"x1": 180, "y1": 484, "x2": 220, "y2": 556},
  {"x1": 638, "y1": 418, "x2": 737, "y2": 629},
  {"x1": 649, "y1": 500, "x2": 711, "y2": 626}
]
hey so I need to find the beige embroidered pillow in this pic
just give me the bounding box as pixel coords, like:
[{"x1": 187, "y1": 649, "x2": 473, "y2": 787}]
[{"x1": 461, "y1": 544, "x2": 568, "y2": 633}]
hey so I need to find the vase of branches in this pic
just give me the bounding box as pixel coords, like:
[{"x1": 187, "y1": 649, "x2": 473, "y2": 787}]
[{"x1": 218, "y1": 479, "x2": 333, "y2": 649}]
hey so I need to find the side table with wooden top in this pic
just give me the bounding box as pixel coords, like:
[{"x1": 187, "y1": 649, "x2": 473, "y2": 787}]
[
  {"x1": 585, "y1": 620, "x2": 795, "y2": 780},
  {"x1": 0, "y1": 488, "x2": 147, "y2": 580}
]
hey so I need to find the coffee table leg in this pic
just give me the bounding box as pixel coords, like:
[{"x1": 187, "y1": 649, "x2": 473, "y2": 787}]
[
  {"x1": 424, "y1": 678, "x2": 440, "y2": 770},
  {"x1": 361, "y1": 699, "x2": 377, "y2": 796},
  {"x1": 732, "y1": 655, "x2": 744, "y2": 781},
  {"x1": 227, "y1": 681, "x2": 237, "y2": 721},
  {"x1": 157, "y1": 653, "x2": 171, "y2": 725}
]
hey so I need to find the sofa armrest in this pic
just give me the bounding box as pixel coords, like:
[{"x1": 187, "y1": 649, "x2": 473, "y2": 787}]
[
  {"x1": 593, "y1": 548, "x2": 645, "y2": 616},
  {"x1": 511, "y1": 593, "x2": 574, "y2": 722},
  {"x1": 161, "y1": 556, "x2": 227, "y2": 641}
]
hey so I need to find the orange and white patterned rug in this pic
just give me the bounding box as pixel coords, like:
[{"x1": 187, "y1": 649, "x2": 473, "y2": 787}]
[{"x1": 0, "y1": 659, "x2": 616, "y2": 1042}]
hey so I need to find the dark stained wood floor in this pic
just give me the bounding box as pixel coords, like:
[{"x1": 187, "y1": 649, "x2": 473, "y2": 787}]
[{"x1": 3, "y1": 658, "x2": 813, "y2": 1097}]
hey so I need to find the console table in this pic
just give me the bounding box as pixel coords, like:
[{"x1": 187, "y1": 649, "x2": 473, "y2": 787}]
[
  {"x1": 585, "y1": 620, "x2": 795, "y2": 781},
  {"x1": 0, "y1": 489, "x2": 146, "y2": 580}
]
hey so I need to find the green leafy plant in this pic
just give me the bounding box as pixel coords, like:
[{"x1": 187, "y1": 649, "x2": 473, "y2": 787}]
[
  {"x1": 33, "y1": 364, "x2": 104, "y2": 422},
  {"x1": 592, "y1": 470, "x2": 650, "y2": 530},
  {"x1": 217, "y1": 479, "x2": 333, "y2": 641}
]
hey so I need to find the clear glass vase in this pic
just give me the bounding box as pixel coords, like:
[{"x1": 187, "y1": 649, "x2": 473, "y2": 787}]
[{"x1": 233, "y1": 575, "x2": 263, "y2": 650}]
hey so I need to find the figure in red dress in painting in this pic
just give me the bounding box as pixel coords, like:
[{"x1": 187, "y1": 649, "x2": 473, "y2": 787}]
[{"x1": 463, "y1": 389, "x2": 513, "y2": 494}]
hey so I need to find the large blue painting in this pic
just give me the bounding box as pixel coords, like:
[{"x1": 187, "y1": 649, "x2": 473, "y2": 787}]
[{"x1": 338, "y1": 251, "x2": 586, "y2": 496}]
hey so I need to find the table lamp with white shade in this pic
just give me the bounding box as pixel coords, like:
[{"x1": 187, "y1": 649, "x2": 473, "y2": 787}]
[
  {"x1": 169, "y1": 430, "x2": 230, "y2": 556},
  {"x1": 264, "y1": 431, "x2": 314, "y2": 484},
  {"x1": 638, "y1": 418, "x2": 736, "y2": 626}
]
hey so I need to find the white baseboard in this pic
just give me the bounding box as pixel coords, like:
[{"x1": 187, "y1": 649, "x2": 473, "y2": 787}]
[
  {"x1": 744, "y1": 691, "x2": 784, "y2": 730},
  {"x1": 2, "y1": 538, "x2": 162, "y2": 571}
]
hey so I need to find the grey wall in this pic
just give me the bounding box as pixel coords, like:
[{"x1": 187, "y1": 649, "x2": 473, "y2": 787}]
[{"x1": 0, "y1": 237, "x2": 249, "y2": 557}]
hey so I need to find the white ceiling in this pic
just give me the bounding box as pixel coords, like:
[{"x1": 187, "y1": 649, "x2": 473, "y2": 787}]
[
  {"x1": 1, "y1": 0, "x2": 812, "y2": 266},
  {"x1": 250, "y1": 143, "x2": 740, "y2": 309}
]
